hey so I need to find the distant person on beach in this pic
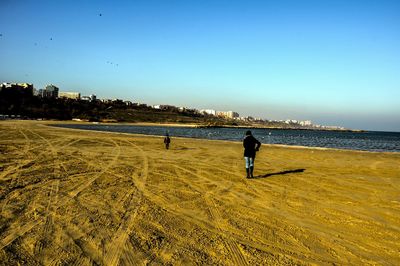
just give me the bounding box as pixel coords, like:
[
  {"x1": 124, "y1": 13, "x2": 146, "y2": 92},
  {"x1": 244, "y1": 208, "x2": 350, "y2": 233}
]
[
  {"x1": 164, "y1": 133, "x2": 171, "y2": 149},
  {"x1": 243, "y1": 130, "x2": 261, "y2": 178}
]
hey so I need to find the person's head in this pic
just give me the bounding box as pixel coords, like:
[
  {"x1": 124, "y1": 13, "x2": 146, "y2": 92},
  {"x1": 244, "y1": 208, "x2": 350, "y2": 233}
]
[{"x1": 245, "y1": 130, "x2": 252, "y2": 136}]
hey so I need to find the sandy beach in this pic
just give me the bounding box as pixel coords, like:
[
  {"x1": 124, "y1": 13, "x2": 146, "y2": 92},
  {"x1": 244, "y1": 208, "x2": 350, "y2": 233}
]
[{"x1": 0, "y1": 120, "x2": 399, "y2": 265}]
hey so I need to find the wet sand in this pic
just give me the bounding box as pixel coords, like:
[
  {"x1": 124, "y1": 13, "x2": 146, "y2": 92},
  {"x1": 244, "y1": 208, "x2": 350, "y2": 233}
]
[{"x1": 0, "y1": 120, "x2": 399, "y2": 265}]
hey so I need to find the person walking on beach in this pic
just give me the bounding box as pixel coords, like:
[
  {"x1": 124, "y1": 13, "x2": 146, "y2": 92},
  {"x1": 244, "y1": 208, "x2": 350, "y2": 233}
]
[
  {"x1": 164, "y1": 133, "x2": 171, "y2": 149},
  {"x1": 243, "y1": 130, "x2": 261, "y2": 178}
]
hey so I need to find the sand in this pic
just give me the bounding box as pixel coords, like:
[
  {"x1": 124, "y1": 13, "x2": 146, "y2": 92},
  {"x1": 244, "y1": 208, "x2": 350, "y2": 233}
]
[{"x1": 0, "y1": 120, "x2": 399, "y2": 265}]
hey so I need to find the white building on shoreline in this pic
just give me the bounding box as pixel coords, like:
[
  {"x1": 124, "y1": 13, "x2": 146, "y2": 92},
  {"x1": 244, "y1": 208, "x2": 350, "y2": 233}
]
[
  {"x1": 200, "y1": 109, "x2": 217, "y2": 116},
  {"x1": 217, "y1": 111, "x2": 239, "y2": 119},
  {"x1": 59, "y1": 92, "x2": 81, "y2": 100}
]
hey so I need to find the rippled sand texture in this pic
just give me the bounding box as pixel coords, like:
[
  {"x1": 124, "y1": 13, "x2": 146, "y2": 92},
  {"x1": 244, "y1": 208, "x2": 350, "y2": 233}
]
[{"x1": 0, "y1": 121, "x2": 399, "y2": 265}]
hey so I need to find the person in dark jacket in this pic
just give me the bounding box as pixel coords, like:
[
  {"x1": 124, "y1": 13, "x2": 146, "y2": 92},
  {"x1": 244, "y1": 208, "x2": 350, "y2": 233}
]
[
  {"x1": 243, "y1": 130, "x2": 261, "y2": 178},
  {"x1": 164, "y1": 133, "x2": 171, "y2": 149}
]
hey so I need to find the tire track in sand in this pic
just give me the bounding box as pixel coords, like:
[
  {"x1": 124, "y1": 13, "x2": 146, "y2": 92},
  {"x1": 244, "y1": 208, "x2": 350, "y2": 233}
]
[
  {"x1": 1, "y1": 181, "x2": 60, "y2": 258},
  {"x1": 0, "y1": 129, "x2": 62, "y2": 250},
  {"x1": 66, "y1": 138, "x2": 121, "y2": 198},
  {"x1": 163, "y1": 163, "x2": 249, "y2": 265},
  {"x1": 34, "y1": 179, "x2": 61, "y2": 262},
  {"x1": 62, "y1": 222, "x2": 104, "y2": 265},
  {"x1": 103, "y1": 139, "x2": 149, "y2": 266},
  {"x1": 0, "y1": 128, "x2": 35, "y2": 181},
  {"x1": 0, "y1": 136, "x2": 121, "y2": 251},
  {"x1": 26, "y1": 129, "x2": 63, "y2": 177},
  {"x1": 51, "y1": 138, "x2": 122, "y2": 263},
  {"x1": 204, "y1": 194, "x2": 249, "y2": 266},
  {"x1": 172, "y1": 164, "x2": 308, "y2": 264}
]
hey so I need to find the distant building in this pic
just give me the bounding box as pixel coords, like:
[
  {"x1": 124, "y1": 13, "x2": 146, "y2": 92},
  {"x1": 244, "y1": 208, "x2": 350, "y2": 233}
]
[
  {"x1": 246, "y1": 116, "x2": 254, "y2": 121},
  {"x1": 217, "y1": 111, "x2": 240, "y2": 119},
  {"x1": 81, "y1": 96, "x2": 91, "y2": 101},
  {"x1": 299, "y1": 120, "x2": 312, "y2": 126},
  {"x1": 42, "y1": 84, "x2": 59, "y2": 98},
  {"x1": 1, "y1": 82, "x2": 33, "y2": 96},
  {"x1": 229, "y1": 111, "x2": 240, "y2": 118},
  {"x1": 285, "y1": 119, "x2": 298, "y2": 124},
  {"x1": 81, "y1": 94, "x2": 97, "y2": 102},
  {"x1": 200, "y1": 109, "x2": 216, "y2": 116},
  {"x1": 1, "y1": 82, "x2": 13, "y2": 89},
  {"x1": 101, "y1": 99, "x2": 113, "y2": 104},
  {"x1": 59, "y1": 92, "x2": 80, "y2": 100},
  {"x1": 153, "y1": 104, "x2": 177, "y2": 111}
]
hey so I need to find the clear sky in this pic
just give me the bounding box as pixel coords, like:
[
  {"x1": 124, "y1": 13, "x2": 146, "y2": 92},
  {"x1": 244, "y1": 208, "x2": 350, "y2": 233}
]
[{"x1": 1, "y1": 0, "x2": 399, "y2": 131}]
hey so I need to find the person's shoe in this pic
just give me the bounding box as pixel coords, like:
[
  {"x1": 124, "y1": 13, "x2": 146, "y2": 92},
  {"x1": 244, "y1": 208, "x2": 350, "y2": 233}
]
[
  {"x1": 246, "y1": 168, "x2": 250, "y2": 178},
  {"x1": 250, "y1": 166, "x2": 254, "y2": 178}
]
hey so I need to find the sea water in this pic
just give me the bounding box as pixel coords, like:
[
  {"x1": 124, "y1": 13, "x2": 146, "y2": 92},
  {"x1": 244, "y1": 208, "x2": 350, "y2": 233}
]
[{"x1": 55, "y1": 124, "x2": 400, "y2": 152}]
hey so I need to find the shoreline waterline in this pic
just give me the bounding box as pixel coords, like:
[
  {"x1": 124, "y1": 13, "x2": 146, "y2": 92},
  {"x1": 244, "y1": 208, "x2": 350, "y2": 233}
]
[{"x1": 50, "y1": 122, "x2": 400, "y2": 153}]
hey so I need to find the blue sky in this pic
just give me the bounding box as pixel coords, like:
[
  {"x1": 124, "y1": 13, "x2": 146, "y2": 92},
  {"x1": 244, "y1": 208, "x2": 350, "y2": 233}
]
[{"x1": 1, "y1": 0, "x2": 399, "y2": 131}]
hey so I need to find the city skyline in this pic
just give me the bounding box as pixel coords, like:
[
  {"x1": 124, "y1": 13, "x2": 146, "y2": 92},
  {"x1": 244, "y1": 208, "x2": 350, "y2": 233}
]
[
  {"x1": 1, "y1": 1, "x2": 399, "y2": 131},
  {"x1": 1, "y1": 81, "x2": 345, "y2": 131}
]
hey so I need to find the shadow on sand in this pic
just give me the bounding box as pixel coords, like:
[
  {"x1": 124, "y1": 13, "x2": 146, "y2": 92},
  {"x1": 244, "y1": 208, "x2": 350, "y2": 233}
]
[{"x1": 253, "y1": 168, "x2": 305, "y2": 179}]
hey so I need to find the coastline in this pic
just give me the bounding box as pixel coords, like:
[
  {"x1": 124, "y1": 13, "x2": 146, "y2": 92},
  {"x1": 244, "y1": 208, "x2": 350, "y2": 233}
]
[
  {"x1": 29, "y1": 118, "x2": 365, "y2": 132},
  {"x1": 47, "y1": 121, "x2": 399, "y2": 154},
  {"x1": 194, "y1": 123, "x2": 365, "y2": 133}
]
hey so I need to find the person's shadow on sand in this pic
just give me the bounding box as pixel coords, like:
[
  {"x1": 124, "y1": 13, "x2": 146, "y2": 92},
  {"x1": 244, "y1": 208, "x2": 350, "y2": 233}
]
[{"x1": 253, "y1": 169, "x2": 305, "y2": 179}]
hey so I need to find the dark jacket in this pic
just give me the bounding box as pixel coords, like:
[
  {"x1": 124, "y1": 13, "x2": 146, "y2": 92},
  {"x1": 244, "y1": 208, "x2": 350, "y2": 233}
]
[
  {"x1": 164, "y1": 136, "x2": 170, "y2": 144},
  {"x1": 243, "y1": 135, "x2": 261, "y2": 157}
]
